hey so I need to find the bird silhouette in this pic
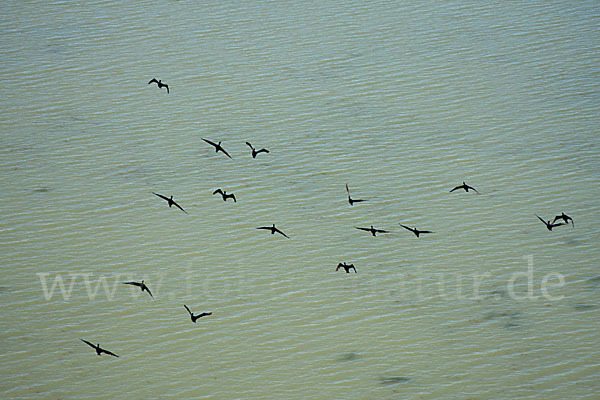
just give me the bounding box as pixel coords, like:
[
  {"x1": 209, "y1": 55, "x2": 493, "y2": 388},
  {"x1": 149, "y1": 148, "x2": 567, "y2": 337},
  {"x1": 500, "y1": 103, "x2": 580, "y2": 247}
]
[
  {"x1": 202, "y1": 138, "x2": 232, "y2": 159},
  {"x1": 80, "y1": 339, "x2": 119, "y2": 357},
  {"x1": 257, "y1": 224, "x2": 289, "y2": 238},
  {"x1": 355, "y1": 225, "x2": 388, "y2": 237},
  {"x1": 152, "y1": 192, "x2": 187, "y2": 214},
  {"x1": 245, "y1": 142, "x2": 270, "y2": 158},
  {"x1": 213, "y1": 188, "x2": 236, "y2": 202},
  {"x1": 399, "y1": 224, "x2": 434, "y2": 237},
  {"x1": 536, "y1": 215, "x2": 566, "y2": 231},
  {"x1": 346, "y1": 184, "x2": 366, "y2": 206},
  {"x1": 449, "y1": 181, "x2": 479, "y2": 194},
  {"x1": 336, "y1": 262, "x2": 357, "y2": 273},
  {"x1": 122, "y1": 280, "x2": 153, "y2": 298},
  {"x1": 552, "y1": 212, "x2": 573, "y2": 227},
  {"x1": 148, "y1": 78, "x2": 169, "y2": 93},
  {"x1": 184, "y1": 305, "x2": 212, "y2": 323}
]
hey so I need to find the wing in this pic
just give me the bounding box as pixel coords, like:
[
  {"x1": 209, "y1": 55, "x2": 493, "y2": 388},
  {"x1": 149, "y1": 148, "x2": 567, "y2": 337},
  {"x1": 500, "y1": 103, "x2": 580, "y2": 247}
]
[
  {"x1": 220, "y1": 147, "x2": 233, "y2": 159},
  {"x1": 123, "y1": 281, "x2": 142, "y2": 287},
  {"x1": 172, "y1": 201, "x2": 188, "y2": 214},
  {"x1": 230, "y1": 194, "x2": 237, "y2": 202},
  {"x1": 399, "y1": 224, "x2": 413, "y2": 232},
  {"x1": 213, "y1": 189, "x2": 223, "y2": 195},
  {"x1": 245, "y1": 141, "x2": 254, "y2": 150},
  {"x1": 184, "y1": 304, "x2": 192, "y2": 315},
  {"x1": 275, "y1": 228, "x2": 290, "y2": 238},
  {"x1": 257, "y1": 226, "x2": 271, "y2": 231},
  {"x1": 449, "y1": 186, "x2": 460, "y2": 192},
  {"x1": 552, "y1": 222, "x2": 566, "y2": 228},
  {"x1": 551, "y1": 216, "x2": 561, "y2": 224},
  {"x1": 376, "y1": 229, "x2": 389, "y2": 233},
  {"x1": 355, "y1": 227, "x2": 370, "y2": 232},
  {"x1": 353, "y1": 198, "x2": 366, "y2": 203},
  {"x1": 535, "y1": 215, "x2": 547, "y2": 225},
  {"x1": 165, "y1": 84, "x2": 169, "y2": 93},
  {"x1": 420, "y1": 230, "x2": 434, "y2": 234},
  {"x1": 101, "y1": 348, "x2": 119, "y2": 357},
  {"x1": 152, "y1": 192, "x2": 170, "y2": 202},
  {"x1": 198, "y1": 312, "x2": 212, "y2": 318},
  {"x1": 202, "y1": 138, "x2": 217, "y2": 148},
  {"x1": 148, "y1": 78, "x2": 158, "y2": 85},
  {"x1": 346, "y1": 184, "x2": 350, "y2": 195},
  {"x1": 144, "y1": 286, "x2": 153, "y2": 298},
  {"x1": 80, "y1": 339, "x2": 95, "y2": 349},
  {"x1": 467, "y1": 185, "x2": 479, "y2": 193},
  {"x1": 256, "y1": 148, "x2": 269, "y2": 154}
]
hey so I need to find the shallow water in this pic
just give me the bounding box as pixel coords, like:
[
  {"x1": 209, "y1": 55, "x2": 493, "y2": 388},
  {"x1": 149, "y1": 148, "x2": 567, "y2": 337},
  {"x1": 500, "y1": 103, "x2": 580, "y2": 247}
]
[{"x1": 1, "y1": 1, "x2": 599, "y2": 399}]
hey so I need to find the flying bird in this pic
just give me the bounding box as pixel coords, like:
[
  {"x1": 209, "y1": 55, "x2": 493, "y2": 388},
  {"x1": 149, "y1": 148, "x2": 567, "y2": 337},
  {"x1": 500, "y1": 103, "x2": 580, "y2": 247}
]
[
  {"x1": 355, "y1": 225, "x2": 389, "y2": 237},
  {"x1": 399, "y1": 224, "x2": 434, "y2": 238},
  {"x1": 80, "y1": 339, "x2": 119, "y2": 357},
  {"x1": 257, "y1": 224, "x2": 289, "y2": 238},
  {"x1": 449, "y1": 181, "x2": 479, "y2": 194},
  {"x1": 336, "y1": 262, "x2": 357, "y2": 273},
  {"x1": 346, "y1": 184, "x2": 366, "y2": 206},
  {"x1": 148, "y1": 78, "x2": 169, "y2": 93},
  {"x1": 152, "y1": 192, "x2": 187, "y2": 214},
  {"x1": 184, "y1": 305, "x2": 212, "y2": 323},
  {"x1": 213, "y1": 188, "x2": 236, "y2": 202},
  {"x1": 552, "y1": 212, "x2": 574, "y2": 227},
  {"x1": 245, "y1": 142, "x2": 270, "y2": 158},
  {"x1": 535, "y1": 215, "x2": 566, "y2": 231},
  {"x1": 122, "y1": 280, "x2": 153, "y2": 298},
  {"x1": 202, "y1": 138, "x2": 232, "y2": 159}
]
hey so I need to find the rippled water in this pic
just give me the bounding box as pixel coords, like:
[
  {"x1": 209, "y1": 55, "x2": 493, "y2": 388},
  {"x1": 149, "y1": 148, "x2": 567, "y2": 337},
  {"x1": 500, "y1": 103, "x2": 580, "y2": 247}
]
[{"x1": 1, "y1": 1, "x2": 599, "y2": 399}]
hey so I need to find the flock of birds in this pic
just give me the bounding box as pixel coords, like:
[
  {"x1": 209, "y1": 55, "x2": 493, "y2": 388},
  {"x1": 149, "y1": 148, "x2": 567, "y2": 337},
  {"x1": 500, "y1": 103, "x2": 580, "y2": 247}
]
[{"x1": 80, "y1": 78, "x2": 575, "y2": 358}]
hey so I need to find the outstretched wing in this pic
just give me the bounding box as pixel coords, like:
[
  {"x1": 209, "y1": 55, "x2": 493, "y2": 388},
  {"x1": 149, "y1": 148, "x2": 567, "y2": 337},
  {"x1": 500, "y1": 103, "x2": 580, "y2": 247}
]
[
  {"x1": 346, "y1": 184, "x2": 350, "y2": 195},
  {"x1": 535, "y1": 215, "x2": 547, "y2": 225},
  {"x1": 148, "y1": 78, "x2": 158, "y2": 85},
  {"x1": 172, "y1": 201, "x2": 187, "y2": 214},
  {"x1": 355, "y1": 227, "x2": 370, "y2": 232},
  {"x1": 164, "y1": 84, "x2": 169, "y2": 94},
  {"x1": 449, "y1": 185, "x2": 461, "y2": 192},
  {"x1": 220, "y1": 147, "x2": 233, "y2": 159},
  {"x1": 202, "y1": 138, "x2": 217, "y2": 148},
  {"x1": 256, "y1": 148, "x2": 269, "y2": 155},
  {"x1": 100, "y1": 348, "x2": 119, "y2": 357},
  {"x1": 80, "y1": 339, "x2": 96, "y2": 350},
  {"x1": 256, "y1": 226, "x2": 271, "y2": 231},
  {"x1": 213, "y1": 188, "x2": 223, "y2": 195},
  {"x1": 198, "y1": 312, "x2": 212, "y2": 318},
  {"x1": 466, "y1": 185, "x2": 479, "y2": 193},
  {"x1": 420, "y1": 230, "x2": 434, "y2": 234},
  {"x1": 274, "y1": 228, "x2": 290, "y2": 238},
  {"x1": 152, "y1": 192, "x2": 169, "y2": 202},
  {"x1": 143, "y1": 285, "x2": 153, "y2": 298},
  {"x1": 245, "y1": 141, "x2": 254, "y2": 150},
  {"x1": 399, "y1": 224, "x2": 413, "y2": 232},
  {"x1": 184, "y1": 304, "x2": 192, "y2": 316},
  {"x1": 123, "y1": 281, "x2": 142, "y2": 288},
  {"x1": 375, "y1": 229, "x2": 389, "y2": 234}
]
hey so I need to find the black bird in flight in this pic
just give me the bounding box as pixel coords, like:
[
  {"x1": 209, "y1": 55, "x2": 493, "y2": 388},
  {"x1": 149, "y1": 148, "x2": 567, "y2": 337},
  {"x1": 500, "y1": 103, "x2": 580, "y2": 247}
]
[
  {"x1": 346, "y1": 184, "x2": 366, "y2": 206},
  {"x1": 148, "y1": 78, "x2": 169, "y2": 93},
  {"x1": 257, "y1": 224, "x2": 289, "y2": 238},
  {"x1": 245, "y1": 142, "x2": 270, "y2": 158},
  {"x1": 449, "y1": 181, "x2": 479, "y2": 194},
  {"x1": 336, "y1": 262, "x2": 357, "y2": 273},
  {"x1": 536, "y1": 215, "x2": 566, "y2": 231},
  {"x1": 355, "y1": 225, "x2": 389, "y2": 237},
  {"x1": 152, "y1": 192, "x2": 187, "y2": 214},
  {"x1": 202, "y1": 138, "x2": 232, "y2": 159},
  {"x1": 552, "y1": 212, "x2": 574, "y2": 227},
  {"x1": 213, "y1": 188, "x2": 236, "y2": 202},
  {"x1": 184, "y1": 305, "x2": 212, "y2": 323},
  {"x1": 123, "y1": 280, "x2": 153, "y2": 298},
  {"x1": 399, "y1": 224, "x2": 434, "y2": 238},
  {"x1": 80, "y1": 339, "x2": 119, "y2": 357}
]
